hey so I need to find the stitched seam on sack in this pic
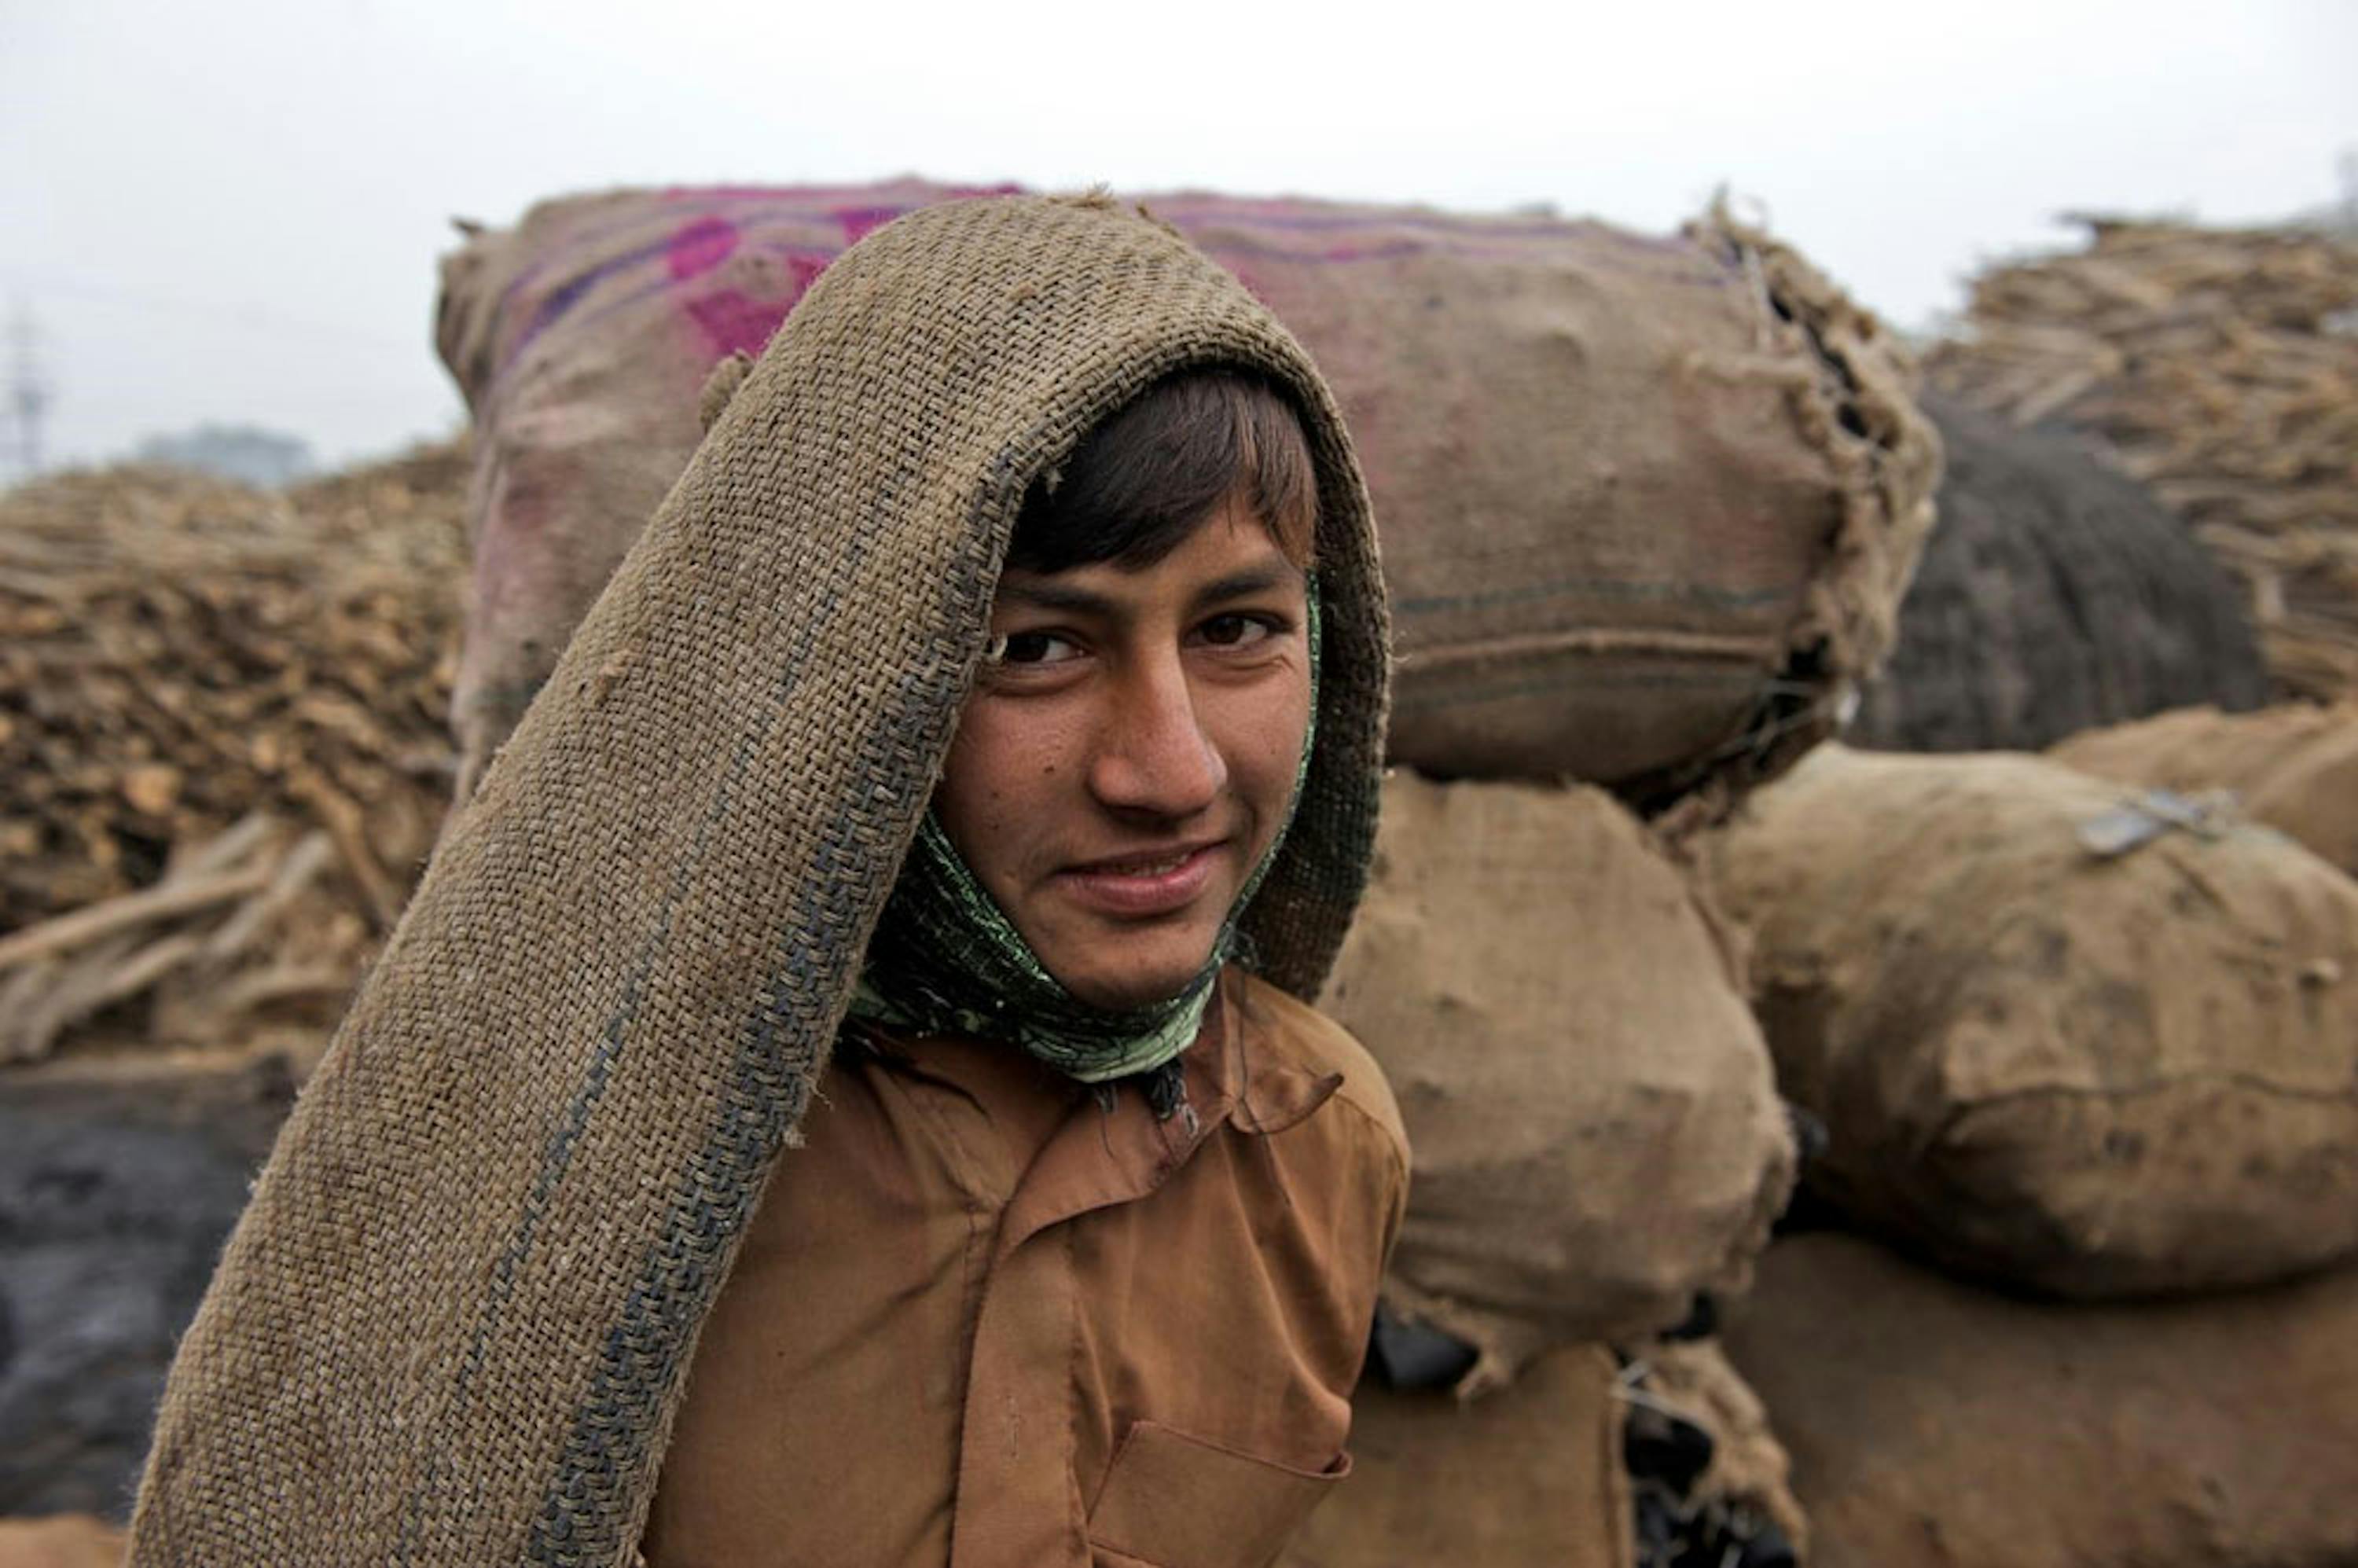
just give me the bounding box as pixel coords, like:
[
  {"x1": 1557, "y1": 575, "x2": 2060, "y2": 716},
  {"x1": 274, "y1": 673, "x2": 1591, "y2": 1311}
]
[
  {"x1": 1932, "y1": 1071, "x2": 2358, "y2": 1118},
  {"x1": 1394, "y1": 576, "x2": 1795, "y2": 617},
  {"x1": 1390, "y1": 666, "x2": 1763, "y2": 714}
]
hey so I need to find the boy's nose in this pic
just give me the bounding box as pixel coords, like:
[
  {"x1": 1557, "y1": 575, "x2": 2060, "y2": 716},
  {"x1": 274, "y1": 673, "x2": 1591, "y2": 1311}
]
[{"x1": 1089, "y1": 655, "x2": 1226, "y2": 819}]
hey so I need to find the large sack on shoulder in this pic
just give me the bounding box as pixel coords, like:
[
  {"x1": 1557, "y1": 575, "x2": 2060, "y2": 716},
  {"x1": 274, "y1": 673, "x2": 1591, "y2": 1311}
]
[
  {"x1": 1278, "y1": 1345, "x2": 1630, "y2": 1568},
  {"x1": 439, "y1": 185, "x2": 1937, "y2": 813},
  {"x1": 1324, "y1": 773, "x2": 1794, "y2": 1378},
  {"x1": 1707, "y1": 744, "x2": 2358, "y2": 1297},
  {"x1": 1850, "y1": 393, "x2": 2268, "y2": 753},
  {"x1": 2052, "y1": 703, "x2": 2358, "y2": 879},
  {"x1": 432, "y1": 181, "x2": 991, "y2": 800},
  {"x1": 1723, "y1": 1233, "x2": 2358, "y2": 1568},
  {"x1": 1177, "y1": 197, "x2": 1936, "y2": 813}
]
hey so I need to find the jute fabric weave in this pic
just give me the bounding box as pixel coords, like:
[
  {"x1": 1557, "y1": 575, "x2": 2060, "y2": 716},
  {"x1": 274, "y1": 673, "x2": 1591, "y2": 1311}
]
[{"x1": 127, "y1": 194, "x2": 1390, "y2": 1566}]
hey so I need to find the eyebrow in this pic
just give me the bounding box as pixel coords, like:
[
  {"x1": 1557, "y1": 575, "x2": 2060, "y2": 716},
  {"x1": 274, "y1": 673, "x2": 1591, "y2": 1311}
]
[
  {"x1": 1192, "y1": 562, "x2": 1300, "y2": 607},
  {"x1": 993, "y1": 578, "x2": 1118, "y2": 616},
  {"x1": 992, "y1": 560, "x2": 1303, "y2": 619}
]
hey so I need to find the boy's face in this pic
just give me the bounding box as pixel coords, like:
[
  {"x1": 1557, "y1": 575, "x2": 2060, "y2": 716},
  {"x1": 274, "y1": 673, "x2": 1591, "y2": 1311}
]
[{"x1": 935, "y1": 500, "x2": 1314, "y2": 1012}]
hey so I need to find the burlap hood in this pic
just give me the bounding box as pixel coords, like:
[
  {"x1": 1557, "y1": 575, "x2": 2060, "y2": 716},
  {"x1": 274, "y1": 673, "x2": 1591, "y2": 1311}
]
[{"x1": 130, "y1": 194, "x2": 1390, "y2": 1564}]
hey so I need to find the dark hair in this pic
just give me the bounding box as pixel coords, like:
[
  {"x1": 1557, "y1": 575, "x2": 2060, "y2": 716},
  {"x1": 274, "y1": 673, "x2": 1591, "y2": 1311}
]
[{"x1": 1006, "y1": 370, "x2": 1319, "y2": 574}]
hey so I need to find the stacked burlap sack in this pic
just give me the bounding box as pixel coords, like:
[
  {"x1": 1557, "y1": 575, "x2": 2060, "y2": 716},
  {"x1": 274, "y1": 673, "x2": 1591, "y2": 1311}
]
[
  {"x1": 1325, "y1": 773, "x2": 1796, "y2": 1379},
  {"x1": 1287, "y1": 773, "x2": 1805, "y2": 1568},
  {"x1": 0, "y1": 1515, "x2": 124, "y2": 1568},
  {"x1": 436, "y1": 182, "x2": 1937, "y2": 827},
  {"x1": 1283, "y1": 1335, "x2": 1808, "y2": 1568},
  {"x1": 1702, "y1": 741, "x2": 2358, "y2": 1566},
  {"x1": 2053, "y1": 701, "x2": 2358, "y2": 881},
  {"x1": 436, "y1": 182, "x2": 1943, "y2": 1566},
  {"x1": 1723, "y1": 1234, "x2": 2358, "y2": 1568},
  {"x1": 1710, "y1": 743, "x2": 2358, "y2": 1298}
]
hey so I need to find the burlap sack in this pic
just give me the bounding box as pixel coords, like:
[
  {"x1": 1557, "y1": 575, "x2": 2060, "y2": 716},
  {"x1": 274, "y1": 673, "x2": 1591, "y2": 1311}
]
[
  {"x1": 1632, "y1": 1338, "x2": 1808, "y2": 1562},
  {"x1": 439, "y1": 185, "x2": 1938, "y2": 816},
  {"x1": 432, "y1": 180, "x2": 1000, "y2": 802},
  {"x1": 2052, "y1": 703, "x2": 2358, "y2": 879},
  {"x1": 1724, "y1": 1232, "x2": 2358, "y2": 1568},
  {"x1": 1706, "y1": 744, "x2": 2358, "y2": 1298},
  {"x1": 1276, "y1": 1346, "x2": 1631, "y2": 1568},
  {"x1": 0, "y1": 1516, "x2": 124, "y2": 1568},
  {"x1": 1323, "y1": 773, "x2": 1794, "y2": 1379},
  {"x1": 129, "y1": 196, "x2": 1391, "y2": 1564},
  {"x1": 1280, "y1": 1340, "x2": 1801, "y2": 1568}
]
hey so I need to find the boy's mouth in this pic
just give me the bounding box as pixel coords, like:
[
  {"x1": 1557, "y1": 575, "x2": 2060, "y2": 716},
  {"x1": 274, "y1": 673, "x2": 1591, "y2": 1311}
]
[
  {"x1": 1059, "y1": 842, "x2": 1225, "y2": 916},
  {"x1": 1093, "y1": 848, "x2": 1200, "y2": 876}
]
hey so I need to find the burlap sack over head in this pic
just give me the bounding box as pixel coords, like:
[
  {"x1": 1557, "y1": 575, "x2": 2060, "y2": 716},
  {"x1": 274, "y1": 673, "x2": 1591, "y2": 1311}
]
[
  {"x1": 438, "y1": 185, "x2": 1938, "y2": 822},
  {"x1": 1707, "y1": 745, "x2": 2358, "y2": 1298},
  {"x1": 2052, "y1": 702, "x2": 2358, "y2": 879},
  {"x1": 1323, "y1": 773, "x2": 1794, "y2": 1383},
  {"x1": 130, "y1": 195, "x2": 1391, "y2": 1565}
]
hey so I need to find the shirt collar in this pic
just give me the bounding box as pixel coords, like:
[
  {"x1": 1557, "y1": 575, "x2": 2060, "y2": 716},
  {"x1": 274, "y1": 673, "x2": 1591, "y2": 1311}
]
[{"x1": 847, "y1": 967, "x2": 1342, "y2": 1260}]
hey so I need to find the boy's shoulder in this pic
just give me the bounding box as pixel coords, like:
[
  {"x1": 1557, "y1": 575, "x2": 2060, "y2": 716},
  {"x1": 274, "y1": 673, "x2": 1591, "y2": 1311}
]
[{"x1": 1227, "y1": 967, "x2": 1409, "y2": 1170}]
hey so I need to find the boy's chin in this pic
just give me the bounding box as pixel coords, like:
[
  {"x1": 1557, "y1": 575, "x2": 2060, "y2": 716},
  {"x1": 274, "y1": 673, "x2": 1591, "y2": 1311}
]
[{"x1": 1053, "y1": 949, "x2": 1219, "y2": 1013}]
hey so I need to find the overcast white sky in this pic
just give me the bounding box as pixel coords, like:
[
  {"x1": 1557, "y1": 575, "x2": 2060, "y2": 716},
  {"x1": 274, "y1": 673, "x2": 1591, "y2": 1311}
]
[{"x1": 5, "y1": 0, "x2": 2353, "y2": 472}]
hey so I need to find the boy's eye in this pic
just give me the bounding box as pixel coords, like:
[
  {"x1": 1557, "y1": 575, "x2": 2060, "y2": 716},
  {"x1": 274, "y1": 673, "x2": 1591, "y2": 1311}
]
[
  {"x1": 1198, "y1": 613, "x2": 1277, "y2": 648},
  {"x1": 988, "y1": 630, "x2": 1083, "y2": 666}
]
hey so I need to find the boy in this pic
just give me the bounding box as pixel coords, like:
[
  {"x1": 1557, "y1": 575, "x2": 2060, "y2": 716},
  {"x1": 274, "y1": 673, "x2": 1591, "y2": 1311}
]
[
  {"x1": 643, "y1": 369, "x2": 1405, "y2": 1565},
  {"x1": 133, "y1": 194, "x2": 1401, "y2": 1568}
]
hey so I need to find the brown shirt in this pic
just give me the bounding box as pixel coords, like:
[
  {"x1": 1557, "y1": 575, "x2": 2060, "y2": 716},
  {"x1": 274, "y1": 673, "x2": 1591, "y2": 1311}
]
[{"x1": 642, "y1": 967, "x2": 1410, "y2": 1568}]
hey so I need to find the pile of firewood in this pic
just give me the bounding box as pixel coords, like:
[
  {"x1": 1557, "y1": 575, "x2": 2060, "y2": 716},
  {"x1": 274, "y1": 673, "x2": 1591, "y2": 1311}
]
[
  {"x1": 0, "y1": 443, "x2": 469, "y2": 1066},
  {"x1": 1927, "y1": 217, "x2": 2358, "y2": 701}
]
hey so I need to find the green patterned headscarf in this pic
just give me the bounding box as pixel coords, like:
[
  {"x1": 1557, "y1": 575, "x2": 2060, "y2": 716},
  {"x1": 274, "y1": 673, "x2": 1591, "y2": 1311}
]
[{"x1": 850, "y1": 587, "x2": 1321, "y2": 1089}]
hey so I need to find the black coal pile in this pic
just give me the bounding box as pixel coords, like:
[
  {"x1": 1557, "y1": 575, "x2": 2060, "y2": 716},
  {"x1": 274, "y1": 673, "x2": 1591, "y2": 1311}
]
[
  {"x1": 1851, "y1": 394, "x2": 2269, "y2": 753},
  {"x1": 0, "y1": 1059, "x2": 292, "y2": 1517}
]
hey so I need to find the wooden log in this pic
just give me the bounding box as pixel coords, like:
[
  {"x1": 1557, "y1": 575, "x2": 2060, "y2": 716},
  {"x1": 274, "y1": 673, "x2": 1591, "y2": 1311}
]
[
  {"x1": 291, "y1": 768, "x2": 402, "y2": 932},
  {"x1": 200, "y1": 831, "x2": 334, "y2": 968},
  {"x1": 0, "y1": 864, "x2": 273, "y2": 972}
]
